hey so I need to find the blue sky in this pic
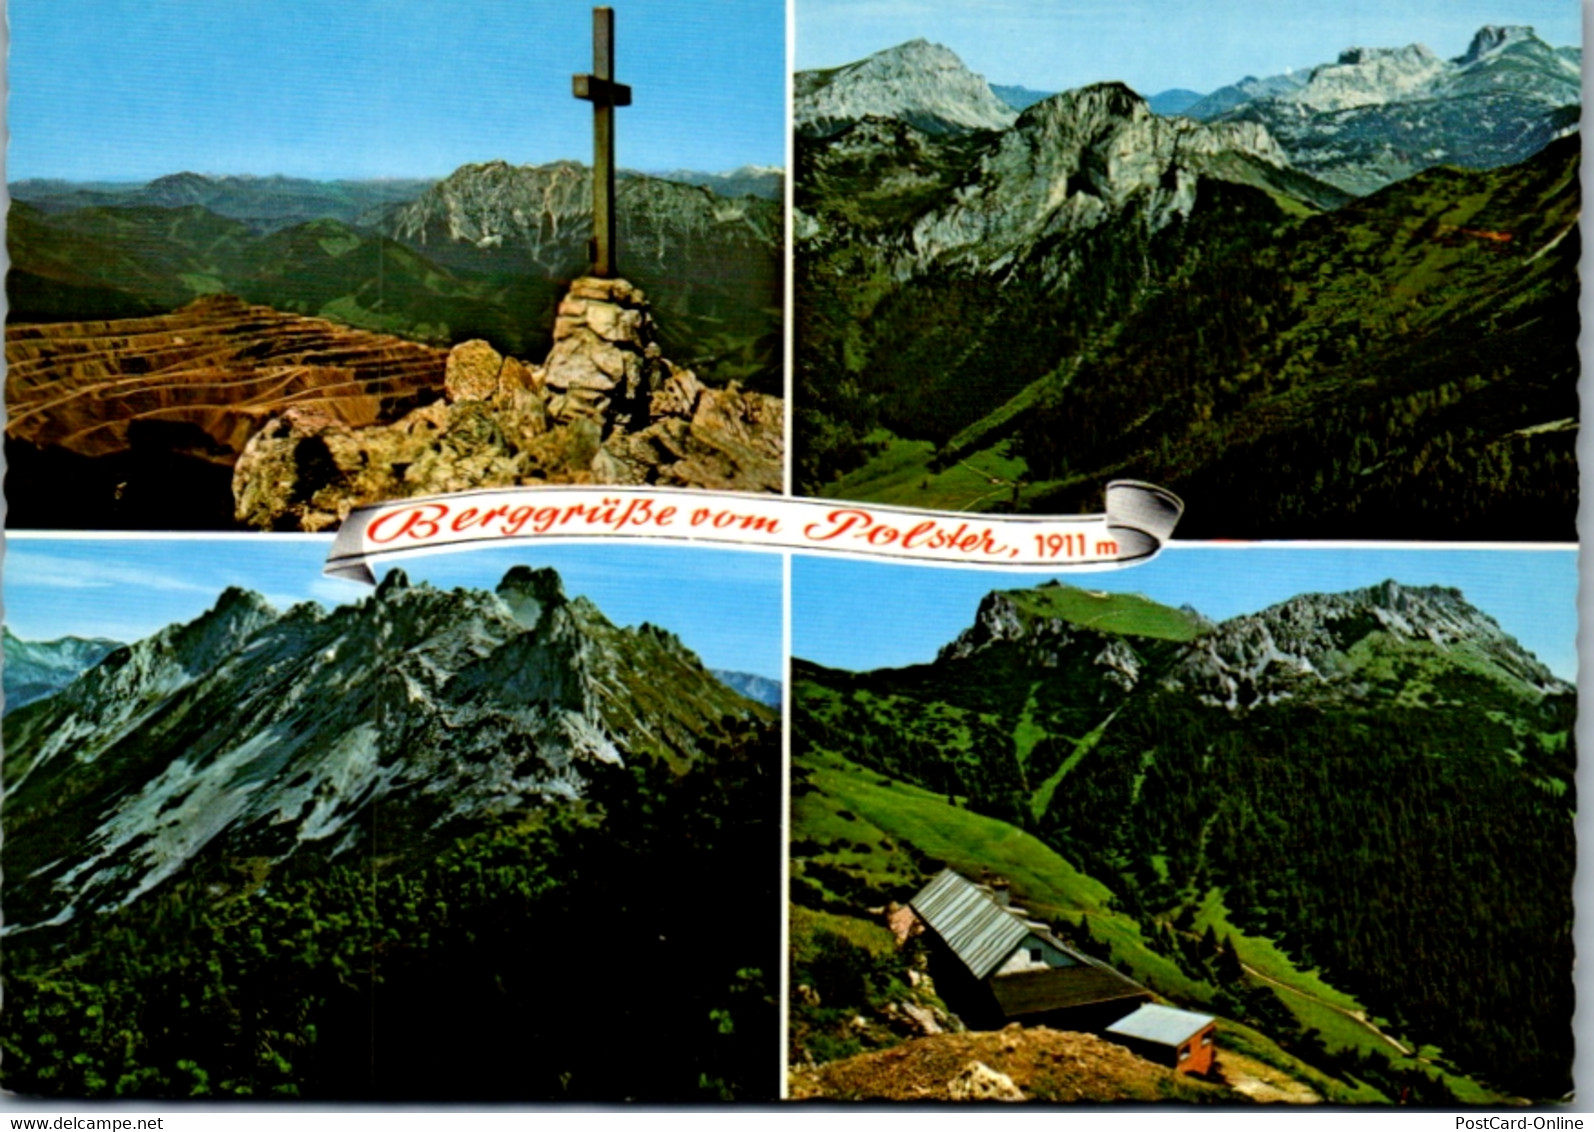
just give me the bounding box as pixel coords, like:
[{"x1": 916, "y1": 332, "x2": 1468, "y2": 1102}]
[
  {"x1": 797, "y1": 0, "x2": 1581, "y2": 98},
  {"x1": 8, "y1": 0, "x2": 786, "y2": 182},
  {"x1": 794, "y1": 544, "x2": 1579, "y2": 680},
  {"x1": 4, "y1": 536, "x2": 783, "y2": 680}
]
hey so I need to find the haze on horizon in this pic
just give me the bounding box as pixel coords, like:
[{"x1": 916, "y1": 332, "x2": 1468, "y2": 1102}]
[
  {"x1": 9, "y1": 0, "x2": 786, "y2": 183},
  {"x1": 796, "y1": 0, "x2": 1581, "y2": 101}
]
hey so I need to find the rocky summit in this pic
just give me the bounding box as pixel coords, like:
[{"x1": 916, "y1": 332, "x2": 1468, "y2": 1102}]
[
  {"x1": 796, "y1": 39, "x2": 1019, "y2": 138},
  {"x1": 1, "y1": 565, "x2": 769, "y2": 930},
  {"x1": 1, "y1": 564, "x2": 781, "y2": 1101},
  {"x1": 232, "y1": 275, "x2": 784, "y2": 530},
  {"x1": 889, "y1": 83, "x2": 1313, "y2": 276},
  {"x1": 1164, "y1": 580, "x2": 1569, "y2": 710},
  {"x1": 935, "y1": 578, "x2": 1569, "y2": 714}
]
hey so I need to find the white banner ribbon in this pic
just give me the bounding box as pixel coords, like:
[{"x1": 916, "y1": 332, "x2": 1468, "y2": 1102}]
[{"x1": 323, "y1": 480, "x2": 1183, "y2": 583}]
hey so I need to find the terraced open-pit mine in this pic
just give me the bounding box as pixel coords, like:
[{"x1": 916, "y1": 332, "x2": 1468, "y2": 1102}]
[{"x1": 6, "y1": 295, "x2": 450, "y2": 528}]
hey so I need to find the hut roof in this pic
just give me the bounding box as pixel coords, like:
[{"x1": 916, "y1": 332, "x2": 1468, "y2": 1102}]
[
  {"x1": 1107, "y1": 1003, "x2": 1215, "y2": 1047},
  {"x1": 910, "y1": 868, "x2": 1042, "y2": 980}
]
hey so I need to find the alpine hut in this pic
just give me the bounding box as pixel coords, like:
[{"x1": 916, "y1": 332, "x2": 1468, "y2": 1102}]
[{"x1": 908, "y1": 868, "x2": 1150, "y2": 1031}]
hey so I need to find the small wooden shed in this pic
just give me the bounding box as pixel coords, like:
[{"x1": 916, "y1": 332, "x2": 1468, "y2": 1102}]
[{"x1": 1106, "y1": 1003, "x2": 1217, "y2": 1075}]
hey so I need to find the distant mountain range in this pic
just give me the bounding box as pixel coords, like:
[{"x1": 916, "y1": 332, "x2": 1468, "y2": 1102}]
[
  {"x1": 9, "y1": 162, "x2": 779, "y2": 228},
  {"x1": 793, "y1": 31, "x2": 1578, "y2": 539},
  {"x1": 712, "y1": 669, "x2": 783, "y2": 707},
  {"x1": 8, "y1": 160, "x2": 784, "y2": 396},
  {"x1": 987, "y1": 24, "x2": 1580, "y2": 195},
  {"x1": 642, "y1": 165, "x2": 784, "y2": 201},
  {"x1": 10, "y1": 173, "x2": 436, "y2": 232},
  {"x1": 791, "y1": 578, "x2": 1575, "y2": 1100},
  {"x1": 2, "y1": 627, "x2": 122, "y2": 713},
  {"x1": 2, "y1": 565, "x2": 779, "y2": 1100},
  {"x1": 1189, "y1": 25, "x2": 1581, "y2": 194}
]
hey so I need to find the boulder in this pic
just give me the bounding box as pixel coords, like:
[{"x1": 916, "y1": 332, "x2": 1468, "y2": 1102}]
[
  {"x1": 947, "y1": 1061, "x2": 1025, "y2": 1102},
  {"x1": 444, "y1": 339, "x2": 506, "y2": 401}
]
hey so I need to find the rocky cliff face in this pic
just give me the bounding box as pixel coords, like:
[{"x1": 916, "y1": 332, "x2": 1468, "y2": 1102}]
[
  {"x1": 386, "y1": 160, "x2": 781, "y2": 275},
  {"x1": 1, "y1": 566, "x2": 768, "y2": 929},
  {"x1": 1164, "y1": 580, "x2": 1568, "y2": 710},
  {"x1": 936, "y1": 589, "x2": 1140, "y2": 669},
  {"x1": 232, "y1": 275, "x2": 784, "y2": 530},
  {"x1": 796, "y1": 39, "x2": 1019, "y2": 138},
  {"x1": 379, "y1": 160, "x2": 784, "y2": 397},
  {"x1": 1282, "y1": 43, "x2": 1449, "y2": 113},
  {"x1": 889, "y1": 83, "x2": 1302, "y2": 275}
]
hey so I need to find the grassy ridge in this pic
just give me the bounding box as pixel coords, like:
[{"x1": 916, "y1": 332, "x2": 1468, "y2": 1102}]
[{"x1": 1002, "y1": 586, "x2": 1205, "y2": 642}]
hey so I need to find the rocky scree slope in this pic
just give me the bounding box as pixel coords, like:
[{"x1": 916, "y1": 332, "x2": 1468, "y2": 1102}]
[{"x1": 2, "y1": 566, "x2": 769, "y2": 930}]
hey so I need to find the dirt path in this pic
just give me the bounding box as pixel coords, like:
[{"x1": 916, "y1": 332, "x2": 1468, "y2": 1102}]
[
  {"x1": 1240, "y1": 963, "x2": 1413, "y2": 1057},
  {"x1": 957, "y1": 458, "x2": 1016, "y2": 511},
  {"x1": 1159, "y1": 918, "x2": 1417, "y2": 1060}
]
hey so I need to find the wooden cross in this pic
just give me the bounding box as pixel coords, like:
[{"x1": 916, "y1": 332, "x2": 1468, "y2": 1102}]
[{"x1": 572, "y1": 6, "x2": 632, "y2": 278}]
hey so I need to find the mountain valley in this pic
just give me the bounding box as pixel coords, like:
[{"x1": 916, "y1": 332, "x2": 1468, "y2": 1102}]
[{"x1": 794, "y1": 30, "x2": 1579, "y2": 538}]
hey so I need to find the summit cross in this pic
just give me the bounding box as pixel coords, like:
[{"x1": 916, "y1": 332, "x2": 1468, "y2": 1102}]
[{"x1": 572, "y1": 6, "x2": 632, "y2": 278}]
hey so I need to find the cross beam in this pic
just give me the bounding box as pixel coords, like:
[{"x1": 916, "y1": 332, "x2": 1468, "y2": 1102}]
[{"x1": 572, "y1": 7, "x2": 632, "y2": 278}]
